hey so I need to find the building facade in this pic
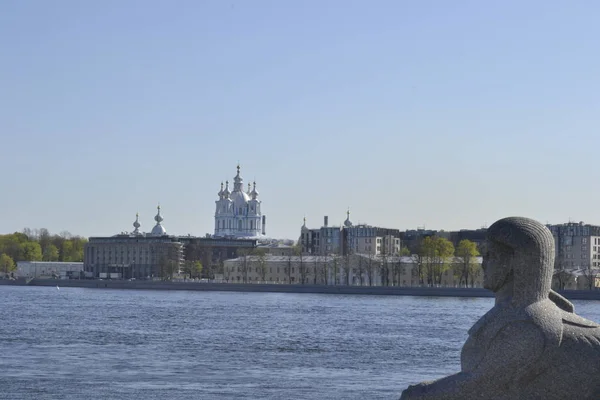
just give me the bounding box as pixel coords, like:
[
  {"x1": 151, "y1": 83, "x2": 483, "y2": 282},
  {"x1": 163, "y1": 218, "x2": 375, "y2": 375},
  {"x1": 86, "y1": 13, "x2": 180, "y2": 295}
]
[
  {"x1": 300, "y1": 212, "x2": 401, "y2": 256},
  {"x1": 181, "y1": 236, "x2": 257, "y2": 278},
  {"x1": 17, "y1": 261, "x2": 84, "y2": 279},
  {"x1": 84, "y1": 206, "x2": 260, "y2": 280},
  {"x1": 547, "y1": 222, "x2": 600, "y2": 270},
  {"x1": 222, "y1": 254, "x2": 484, "y2": 287},
  {"x1": 214, "y1": 165, "x2": 265, "y2": 238},
  {"x1": 84, "y1": 207, "x2": 184, "y2": 279}
]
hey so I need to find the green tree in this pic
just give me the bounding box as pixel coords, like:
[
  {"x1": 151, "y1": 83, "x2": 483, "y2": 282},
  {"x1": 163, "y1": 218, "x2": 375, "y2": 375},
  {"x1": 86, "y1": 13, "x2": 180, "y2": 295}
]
[
  {"x1": 0, "y1": 233, "x2": 27, "y2": 262},
  {"x1": 43, "y1": 244, "x2": 60, "y2": 261},
  {"x1": 420, "y1": 236, "x2": 455, "y2": 286},
  {"x1": 38, "y1": 228, "x2": 51, "y2": 251},
  {"x1": 454, "y1": 240, "x2": 480, "y2": 287},
  {"x1": 22, "y1": 242, "x2": 43, "y2": 261},
  {"x1": 159, "y1": 256, "x2": 178, "y2": 280},
  {"x1": 68, "y1": 237, "x2": 86, "y2": 262},
  {"x1": 182, "y1": 260, "x2": 203, "y2": 279},
  {"x1": 61, "y1": 240, "x2": 74, "y2": 262},
  {"x1": 0, "y1": 253, "x2": 16, "y2": 277}
]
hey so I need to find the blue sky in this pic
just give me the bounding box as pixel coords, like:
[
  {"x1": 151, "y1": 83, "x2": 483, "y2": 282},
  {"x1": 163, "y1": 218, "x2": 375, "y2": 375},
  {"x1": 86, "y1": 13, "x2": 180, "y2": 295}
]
[{"x1": 1, "y1": 0, "x2": 599, "y2": 239}]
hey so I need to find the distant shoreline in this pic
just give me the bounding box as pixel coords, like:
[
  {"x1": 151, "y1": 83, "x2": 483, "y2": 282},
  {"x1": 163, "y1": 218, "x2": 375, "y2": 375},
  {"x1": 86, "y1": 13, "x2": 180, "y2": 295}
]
[{"x1": 2, "y1": 278, "x2": 600, "y2": 301}]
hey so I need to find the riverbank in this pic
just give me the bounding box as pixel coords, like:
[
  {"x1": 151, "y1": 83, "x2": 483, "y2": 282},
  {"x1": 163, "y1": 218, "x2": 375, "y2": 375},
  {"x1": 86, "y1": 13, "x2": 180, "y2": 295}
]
[{"x1": 3, "y1": 278, "x2": 600, "y2": 300}]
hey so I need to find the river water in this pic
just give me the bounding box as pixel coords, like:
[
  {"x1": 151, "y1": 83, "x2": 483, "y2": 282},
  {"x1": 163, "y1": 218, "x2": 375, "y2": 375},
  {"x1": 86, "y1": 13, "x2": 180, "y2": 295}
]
[{"x1": 1, "y1": 286, "x2": 600, "y2": 400}]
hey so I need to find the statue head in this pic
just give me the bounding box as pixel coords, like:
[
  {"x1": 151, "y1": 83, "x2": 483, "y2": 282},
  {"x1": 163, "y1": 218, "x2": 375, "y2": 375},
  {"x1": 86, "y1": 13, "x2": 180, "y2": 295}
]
[{"x1": 483, "y1": 217, "x2": 555, "y2": 304}]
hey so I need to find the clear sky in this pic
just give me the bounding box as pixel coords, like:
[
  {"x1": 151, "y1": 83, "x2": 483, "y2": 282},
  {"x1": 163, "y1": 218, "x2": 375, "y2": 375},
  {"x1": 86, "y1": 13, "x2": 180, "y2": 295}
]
[{"x1": 1, "y1": 0, "x2": 599, "y2": 239}]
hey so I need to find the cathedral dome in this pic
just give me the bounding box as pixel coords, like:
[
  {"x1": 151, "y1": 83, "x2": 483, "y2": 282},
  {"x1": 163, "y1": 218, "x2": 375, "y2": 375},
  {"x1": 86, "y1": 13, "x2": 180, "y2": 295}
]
[
  {"x1": 344, "y1": 209, "x2": 352, "y2": 227},
  {"x1": 151, "y1": 224, "x2": 167, "y2": 236},
  {"x1": 230, "y1": 190, "x2": 250, "y2": 206},
  {"x1": 151, "y1": 205, "x2": 167, "y2": 236}
]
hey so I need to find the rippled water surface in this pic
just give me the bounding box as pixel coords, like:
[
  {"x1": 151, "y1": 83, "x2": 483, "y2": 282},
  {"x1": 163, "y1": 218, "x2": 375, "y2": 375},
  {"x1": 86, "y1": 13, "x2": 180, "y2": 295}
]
[{"x1": 2, "y1": 286, "x2": 600, "y2": 400}]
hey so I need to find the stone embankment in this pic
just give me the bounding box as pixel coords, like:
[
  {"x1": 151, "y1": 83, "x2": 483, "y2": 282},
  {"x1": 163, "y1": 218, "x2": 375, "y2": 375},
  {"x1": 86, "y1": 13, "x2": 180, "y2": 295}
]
[{"x1": 2, "y1": 278, "x2": 600, "y2": 300}]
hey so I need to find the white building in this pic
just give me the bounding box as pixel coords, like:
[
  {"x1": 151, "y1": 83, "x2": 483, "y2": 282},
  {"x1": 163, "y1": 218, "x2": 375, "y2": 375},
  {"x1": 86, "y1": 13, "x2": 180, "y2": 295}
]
[
  {"x1": 17, "y1": 261, "x2": 84, "y2": 279},
  {"x1": 214, "y1": 165, "x2": 265, "y2": 238}
]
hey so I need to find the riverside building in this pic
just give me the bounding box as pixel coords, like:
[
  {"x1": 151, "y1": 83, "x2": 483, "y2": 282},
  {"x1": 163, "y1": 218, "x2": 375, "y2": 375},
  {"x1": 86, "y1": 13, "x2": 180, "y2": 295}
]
[
  {"x1": 84, "y1": 205, "x2": 258, "y2": 279},
  {"x1": 547, "y1": 221, "x2": 600, "y2": 270},
  {"x1": 299, "y1": 211, "x2": 402, "y2": 256},
  {"x1": 222, "y1": 254, "x2": 484, "y2": 287},
  {"x1": 84, "y1": 206, "x2": 183, "y2": 279}
]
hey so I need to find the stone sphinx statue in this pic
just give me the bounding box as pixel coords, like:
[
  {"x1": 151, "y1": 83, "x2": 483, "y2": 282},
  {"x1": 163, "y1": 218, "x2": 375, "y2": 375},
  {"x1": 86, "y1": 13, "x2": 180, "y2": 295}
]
[{"x1": 400, "y1": 216, "x2": 600, "y2": 400}]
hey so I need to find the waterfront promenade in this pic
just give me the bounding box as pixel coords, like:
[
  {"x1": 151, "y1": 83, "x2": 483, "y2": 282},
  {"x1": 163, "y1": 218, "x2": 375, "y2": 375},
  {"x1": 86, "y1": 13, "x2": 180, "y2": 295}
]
[{"x1": 2, "y1": 278, "x2": 600, "y2": 300}]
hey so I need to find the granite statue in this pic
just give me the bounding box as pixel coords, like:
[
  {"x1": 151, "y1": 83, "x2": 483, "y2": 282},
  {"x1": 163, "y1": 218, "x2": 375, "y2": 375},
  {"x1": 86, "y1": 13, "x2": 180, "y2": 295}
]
[{"x1": 400, "y1": 216, "x2": 600, "y2": 400}]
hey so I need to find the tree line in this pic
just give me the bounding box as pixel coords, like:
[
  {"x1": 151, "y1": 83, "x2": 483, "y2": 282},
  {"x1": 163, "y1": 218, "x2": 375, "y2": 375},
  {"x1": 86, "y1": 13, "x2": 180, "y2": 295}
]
[
  {"x1": 411, "y1": 237, "x2": 480, "y2": 287},
  {"x1": 0, "y1": 228, "x2": 87, "y2": 277}
]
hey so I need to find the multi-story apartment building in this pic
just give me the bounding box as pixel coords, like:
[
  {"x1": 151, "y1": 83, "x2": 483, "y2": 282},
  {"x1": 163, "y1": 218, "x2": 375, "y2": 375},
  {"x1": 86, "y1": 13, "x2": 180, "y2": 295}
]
[
  {"x1": 300, "y1": 215, "x2": 342, "y2": 255},
  {"x1": 547, "y1": 222, "x2": 600, "y2": 270},
  {"x1": 84, "y1": 235, "x2": 183, "y2": 279},
  {"x1": 299, "y1": 212, "x2": 401, "y2": 256}
]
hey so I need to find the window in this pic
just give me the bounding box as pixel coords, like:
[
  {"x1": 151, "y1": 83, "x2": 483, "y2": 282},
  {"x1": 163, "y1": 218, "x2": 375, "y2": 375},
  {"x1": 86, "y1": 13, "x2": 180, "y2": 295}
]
[{"x1": 583, "y1": 238, "x2": 588, "y2": 244}]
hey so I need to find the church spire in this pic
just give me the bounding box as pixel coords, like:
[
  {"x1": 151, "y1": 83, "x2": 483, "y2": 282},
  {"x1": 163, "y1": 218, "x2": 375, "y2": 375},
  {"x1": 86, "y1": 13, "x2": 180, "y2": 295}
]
[
  {"x1": 344, "y1": 207, "x2": 352, "y2": 227},
  {"x1": 133, "y1": 212, "x2": 141, "y2": 234},
  {"x1": 218, "y1": 182, "x2": 224, "y2": 199},
  {"x1": 250, "y1": 181, "x2": 259, "y2": 200},
  {"x1": 233, "y1": 164, "x2": 243, "y2": 192},
  {"x1": 151, "y1": 204, "x2": 167, "y2": 236},
  {"x1": 301, "y1": 215, "x2": 308, "y2": 232},
  {"x1": 223, "y1": 180, "x2": 230, "y2": 199},
  {"x1": 155, "y1": 204, "x2": 163, "y2": 224}
]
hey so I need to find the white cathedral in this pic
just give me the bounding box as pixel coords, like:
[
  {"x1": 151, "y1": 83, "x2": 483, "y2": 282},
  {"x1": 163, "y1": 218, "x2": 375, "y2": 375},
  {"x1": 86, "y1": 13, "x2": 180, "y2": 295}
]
[{"x1": 214, "y1": 165, "x2": 265, "y2": 238}]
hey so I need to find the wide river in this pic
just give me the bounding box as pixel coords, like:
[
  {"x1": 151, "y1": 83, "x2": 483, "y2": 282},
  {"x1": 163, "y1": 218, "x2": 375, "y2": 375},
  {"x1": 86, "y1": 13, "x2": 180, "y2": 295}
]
[{"x1": 2, "y1": 286, "x2": 600, "y2": 400}]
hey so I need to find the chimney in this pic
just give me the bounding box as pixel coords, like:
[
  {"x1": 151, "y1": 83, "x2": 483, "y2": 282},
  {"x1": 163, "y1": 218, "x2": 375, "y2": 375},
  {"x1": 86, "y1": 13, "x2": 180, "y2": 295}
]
[
  {"x1": 324, "y1": 216, "x2": 328, "y2": 227},
  {"x1": 262, "y1": 215, "x2": 266, "y2": 235}
]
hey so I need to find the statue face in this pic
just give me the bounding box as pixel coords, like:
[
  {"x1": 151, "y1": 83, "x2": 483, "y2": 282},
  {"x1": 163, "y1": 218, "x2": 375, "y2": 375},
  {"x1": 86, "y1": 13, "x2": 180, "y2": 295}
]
[{"x1": 482, "y1": 240, "x2": 512, "y2": 292}]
